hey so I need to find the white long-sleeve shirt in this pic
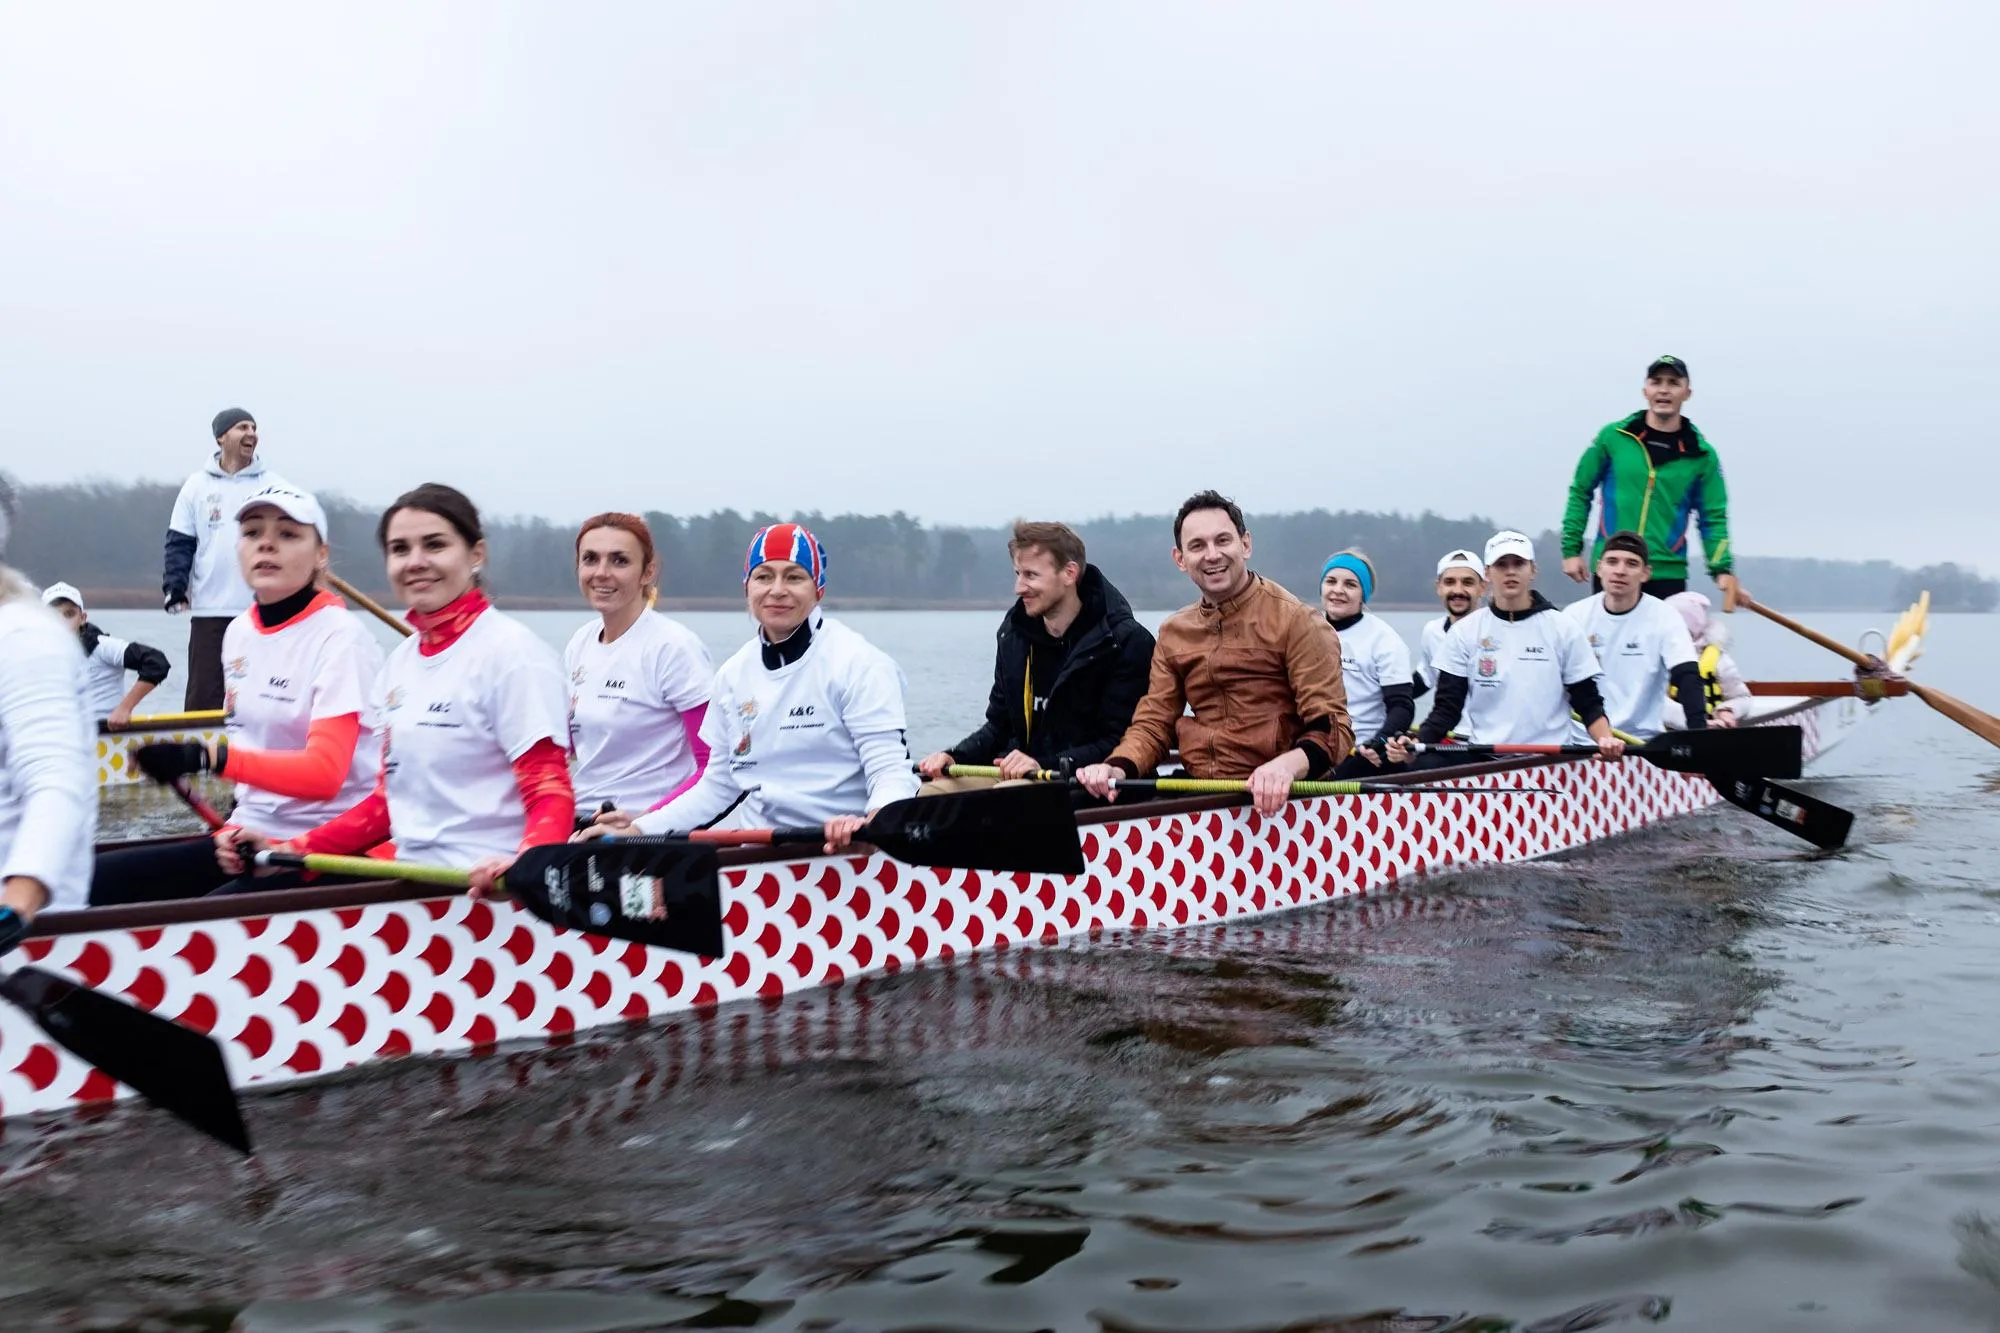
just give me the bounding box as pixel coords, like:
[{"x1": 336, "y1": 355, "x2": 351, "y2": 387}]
[
  {"x1": 636, "y1": 610, "x2": 916, "y2": 834},
  {"x1": 167, "y1": 454, "x2": 289, "y2": 616},
  {"x1": 0, "y1": 595, "x2": 97, "y2": 910}
]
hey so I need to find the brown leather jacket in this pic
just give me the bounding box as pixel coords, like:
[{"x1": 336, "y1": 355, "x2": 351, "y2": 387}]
[{"x1": 1107, "y1": 574, "x2": 1352, "y2": 779}]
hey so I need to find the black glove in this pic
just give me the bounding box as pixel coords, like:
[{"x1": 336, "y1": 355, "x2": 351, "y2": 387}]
[
  {"x1": 134, "y1": 740, "x2": 211, "y2": 784},
  {"x1": 0, "y1": 907, "x2": 25, "y2": 958}
]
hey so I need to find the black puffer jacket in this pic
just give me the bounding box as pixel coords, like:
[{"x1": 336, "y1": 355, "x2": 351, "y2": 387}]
[{"x1": 947, "y1": 565, "x2": 1156, "y2": 772}]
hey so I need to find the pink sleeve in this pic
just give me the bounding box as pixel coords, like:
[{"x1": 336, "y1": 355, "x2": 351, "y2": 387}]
[{"x1": 649, "y1": 703, "x2": 711, "y2": 810}]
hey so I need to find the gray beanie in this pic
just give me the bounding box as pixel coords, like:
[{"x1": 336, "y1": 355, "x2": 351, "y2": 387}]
[{"x1": 212, "y1": 407, "x2": 256, "y2": 440}]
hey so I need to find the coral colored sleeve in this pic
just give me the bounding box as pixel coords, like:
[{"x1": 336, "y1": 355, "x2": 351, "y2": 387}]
[
  {"x1": 293, "y1": 781, "x2": 393, "y2": 857},
  {"x1": 511, "y1": 737, "x2": 575, "y2": 850},
  {"x1": 651, "y1": 703, "x2": 711, "y2": 809},
  {"x1": 217, "y1": 713, "x2": 361, "y2": 802}
]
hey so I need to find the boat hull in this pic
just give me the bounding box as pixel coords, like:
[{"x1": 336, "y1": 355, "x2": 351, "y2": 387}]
[{"x1": 6, "y1": 698, "x2": 1869, "y2": 1123}]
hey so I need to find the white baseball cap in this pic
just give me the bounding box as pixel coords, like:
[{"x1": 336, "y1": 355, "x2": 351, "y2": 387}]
[
  {"x1": 1483, "y1": 530, "x2": 1536, "y2": 566},
  {"x1": 236, "y1": 484, "x2": 328, "y2": 535},
  {"x1": 1435, "y1": 549, "x2": 1482, "y2": 578},
  {"x1": 40, "y1": 581, "x2": 85, "y2": 611}
]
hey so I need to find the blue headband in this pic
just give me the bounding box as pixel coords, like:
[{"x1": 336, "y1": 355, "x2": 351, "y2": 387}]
[{"x1": 1319, "y1": 553, "x2": 1373, "y2": 603}]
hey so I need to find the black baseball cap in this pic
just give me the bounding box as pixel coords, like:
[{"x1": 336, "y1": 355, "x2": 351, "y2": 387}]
[{"x1": 1645, "y1": 355, "x2": 1690, "y2": 381}]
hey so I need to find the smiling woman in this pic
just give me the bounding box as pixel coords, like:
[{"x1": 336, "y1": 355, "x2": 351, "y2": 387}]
[
  {"x1": 221, "y1": 484, "x2": 575, "y2": 899},
  {"x1": 585, "y1": 522, "x2": 918, "y2": 855},
  {"x1": 90, "y1": 485, "x2": 387, "y2": 906},
  {"x1": 564, "y1": 513, "x2": 714, "y2": 823}
]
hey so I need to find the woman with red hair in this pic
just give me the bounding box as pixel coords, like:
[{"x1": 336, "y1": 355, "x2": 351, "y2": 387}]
[{"x1": 564, "y1": 513, "x2": 714, "y2": 824}]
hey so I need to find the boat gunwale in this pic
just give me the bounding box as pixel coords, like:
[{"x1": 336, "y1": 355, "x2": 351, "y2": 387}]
[{"x1": 56, "y1": 696, "x2": 1836, "y2": 941}]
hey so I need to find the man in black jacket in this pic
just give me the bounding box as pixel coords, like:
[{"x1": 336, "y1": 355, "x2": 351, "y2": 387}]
[{"x1": 919, "y1": 521, "x2": 1155, "y2": 786}]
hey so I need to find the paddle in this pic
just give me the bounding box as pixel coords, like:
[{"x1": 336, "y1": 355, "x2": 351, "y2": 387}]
[
  {"x1": 322, "y1": 571, "x2": 412, "y2": 638},
  {"x1": 1739, "y1": 595, "x2": 2000, "y2": 748},
  {"x1": 941, "y1": 766, "x2": 1553, "y2": 798},
  {"x1": 683, "y1": 783, "x2": 1087, "y2": 875},
  {"x1": 1416, "y1": 725, "x2": 1802, "y2": 779},
  {"x1": 257, "y1": 845, "x2": 728, "y2": 957},
  {"x1": 1713, "y1": 774, "x2": 1853, "y2": 851},
  {"x1": 1744, "y1": 680, "x2": 1913, "y2": 699},
  {"x1": 100, "y1": 709, "x2": 225, "y2": 733},
  {"x1": 0, "y1": 967, "x2": 251, "y2": 1154},
  {"x1": 1599, "y1": 726, "x2": 1855, "y2": 850}
]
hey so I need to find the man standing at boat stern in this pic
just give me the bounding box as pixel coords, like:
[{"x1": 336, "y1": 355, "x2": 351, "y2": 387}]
[
  {"x1": 1076, "y1": 491, "x2": 1352, "y2": 816},
  {"x1": 917, "y1": 521, "x2": 1155, "y2": 787},
  {"x1": 1564, "y1": 531, "x2": 1707, "y2": 741},
  {"x1": 163, "y1": 408, "x2": 289, "y2": 710},
  {"x1": 1561, "y1": 356, "x2": 1742, "y2": 605}
]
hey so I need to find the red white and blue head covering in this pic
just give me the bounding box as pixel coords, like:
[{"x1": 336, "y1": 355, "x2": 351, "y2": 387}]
[{"x1": 743, "y1": 523, "x2": 828, "y2": 592}]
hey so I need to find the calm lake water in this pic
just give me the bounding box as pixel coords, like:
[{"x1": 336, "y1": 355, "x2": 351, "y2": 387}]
[{"x1": 26, "y1": 604, "x2": 2000, "y2": 1330}]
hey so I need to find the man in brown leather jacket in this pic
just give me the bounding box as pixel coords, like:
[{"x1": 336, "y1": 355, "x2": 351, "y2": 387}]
[{"x1": 1076, "y1": 491, "x2": 1352, "y2": 816}]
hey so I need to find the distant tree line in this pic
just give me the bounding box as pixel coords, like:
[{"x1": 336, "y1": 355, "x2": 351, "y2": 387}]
[{"x1": 10, "y1": 479, "x2": 1992, "y2": 613}]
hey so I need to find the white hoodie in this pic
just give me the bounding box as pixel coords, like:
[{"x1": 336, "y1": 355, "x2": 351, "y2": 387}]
[{"x1": 167, "y1": 453, "x2": 290, "y2": 616}]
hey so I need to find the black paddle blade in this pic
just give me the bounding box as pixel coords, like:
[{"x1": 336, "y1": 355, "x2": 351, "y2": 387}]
[
  {"x1": 507, "y1": 841, "x2": 726, "y2": 958},
  {"x1": 1641, "y1": 725, "x2": 1802, "y2": 779},
  {"x1": 0, "y1": 967, "x2": 251, "y2": 1154},
  {"x1": 862, "y1": 783, "x2": 1086, "y2": 874},
  {"x1": 1715, "y1": 776, "x2": 1853, "y2": 850}
]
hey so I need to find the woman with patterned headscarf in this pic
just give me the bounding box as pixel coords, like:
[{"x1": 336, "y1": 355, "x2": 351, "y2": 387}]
[
  {"x1": 584, "y1": 522, "x2": 917, "y2": 853},
  {"x1": 0, "y1": 473, "x2": 97, "y2": 952}
]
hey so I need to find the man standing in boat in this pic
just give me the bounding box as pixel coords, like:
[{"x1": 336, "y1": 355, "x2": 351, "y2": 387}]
[
  {"x1": 1561, "y1": 356, "x2": 1743, "y2": 605},
  {"x1": 1075, "y1": 491, "x2": 1352, "y2": 816},
  {"x1": 163, "y1": 408, "x2": 290, "y2": 710},
  {"x1": 1388, "y1": 531, "x2": 1620, "y2": 767},
  {"x1": 1564, "y1": 531, "x2": 1706, "y2": 741},
  {"x1": 917, "y1": 521, "x2": 1154, "y2": 788}
]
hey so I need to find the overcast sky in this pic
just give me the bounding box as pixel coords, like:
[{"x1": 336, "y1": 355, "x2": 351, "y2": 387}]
[{"x1": 2, "y1": 2, "x2": 1993, "y2": 569}]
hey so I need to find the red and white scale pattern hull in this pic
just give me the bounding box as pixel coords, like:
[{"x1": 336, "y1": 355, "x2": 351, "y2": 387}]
[{"x1": 0, "y1": 700, "x2": 1861, "y2": 1123}]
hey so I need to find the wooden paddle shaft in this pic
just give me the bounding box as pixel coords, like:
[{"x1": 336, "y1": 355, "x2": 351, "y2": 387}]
[
  {"x1": 1744, "y1": 680, "x2": 1911, "y2": 698},
  {"x1": 323, "y1": 571, "x2": 411, "y2": 637}
]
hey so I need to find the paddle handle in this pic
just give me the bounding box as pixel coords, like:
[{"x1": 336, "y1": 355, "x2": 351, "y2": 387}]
[
  {"x1": 323, "y1": 571, "x2": 412, "y2": 638},
  {"x1": 101, "y1": 709, "x2": 226, "y2": 733},
  {"x1": 259, "y1": 850, "x2": 471, "y2": 887},
  {"x1": 1737, "y1": 596, "x2": 1875, "y2": 670},
  {"x1": 685, "y1": 827, "x2": 825, "y2": 848},
  {"x1": 1744, "y1": 680, "x2": 1911, "y2": 698},
  {"x1": 171, "y1": 777, "x2": 229, "y2": 832}
]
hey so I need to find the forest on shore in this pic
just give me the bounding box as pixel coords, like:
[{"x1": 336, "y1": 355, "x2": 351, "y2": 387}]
[{"x1": 11, "y1": 479, "x2": 1992, "y2": 613}]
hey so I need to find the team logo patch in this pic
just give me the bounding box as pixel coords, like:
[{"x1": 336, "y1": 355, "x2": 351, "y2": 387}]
[
  {"x1": 734, "y1": 731, "x2": 753, "y2": 757},
  {"x1": 223, "y1": 687, "x2": 236, "y2": 718},
  {"x1": 618, "y1": 872, "x2": 671, "y2": 921},
  {"x1": 738, "y1": 699, "x2": 758, "y2": 721},
  {"x1": 384, "y1": 687, "x2": 403, "y2": 710},
  {"x1": 1478, "y1": 636, "x2": 1500, "y2": 651},
  {"x1": 1477, "y1": 656, "x2": 1498, "y2": 678},
  {"x1": 225, "y1": 656, "x2": 248, "y2": 680},
  {"x1": 571, "y1": 665, "x2": 585, "y2": 684}
]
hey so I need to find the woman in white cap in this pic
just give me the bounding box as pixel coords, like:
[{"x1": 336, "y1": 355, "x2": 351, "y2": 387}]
[
  {"x1": 0, "y1": 473, "x2": 96, "y2": 952},
  {"x1": 1391, "y1": 530, "x2": 1623, "y2": 768},
  {"x1": 586, "y1": 522, "x2": 917, "y2": 852},
  {"x1": 90, "y1": 484, "x2": 389, "y2": 904},
  {"x1": 39, "y1": 582, "x2": 172, "y2": 726},
  {"x1": 228, "y1": 483, "x2": 574, "y2": 897},
  {"x1": 1317, "y1": 549, "x2": 1415, "y2": 777}
]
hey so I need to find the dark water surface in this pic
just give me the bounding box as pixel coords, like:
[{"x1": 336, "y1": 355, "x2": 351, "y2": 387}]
[{"x1": 14, "y1": 614, "x2": 2000, "y2": 1331}]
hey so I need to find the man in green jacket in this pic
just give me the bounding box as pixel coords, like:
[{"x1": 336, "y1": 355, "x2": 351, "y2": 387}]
[{"x1": 1561, "y1": 355, "x2": 1744, "y2": 606}]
